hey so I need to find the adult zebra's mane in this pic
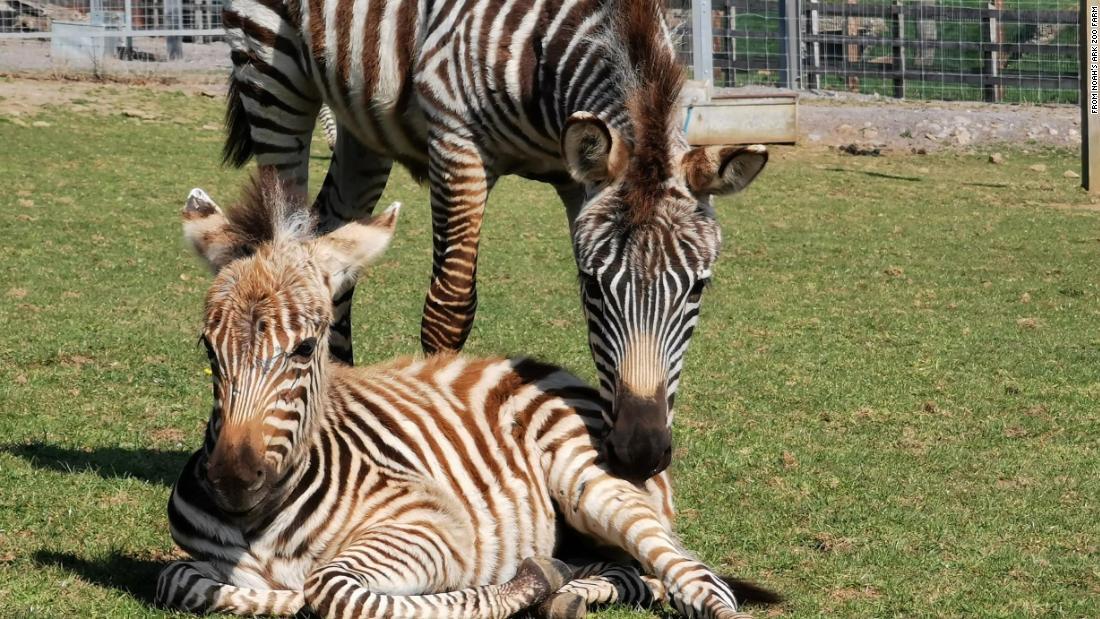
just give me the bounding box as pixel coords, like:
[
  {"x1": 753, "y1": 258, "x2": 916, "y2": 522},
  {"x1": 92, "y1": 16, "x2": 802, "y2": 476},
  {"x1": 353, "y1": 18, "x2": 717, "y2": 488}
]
[{"x1": 615, "y1": 0, "x2": 686, "y2": 226}]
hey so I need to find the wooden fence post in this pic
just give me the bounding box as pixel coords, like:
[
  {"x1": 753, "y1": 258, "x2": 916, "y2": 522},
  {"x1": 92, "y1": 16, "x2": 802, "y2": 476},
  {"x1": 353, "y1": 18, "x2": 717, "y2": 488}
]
[
  {"x1": 982, "y1": 0, "x2": 1003, "y2": 102},
  {"x1": 1082, "y1": 0, "x2": 1100, "y2": 191},
  {"x1": 891, "y1": 0, "x2": 906, "y2": 98},
  {"x1": 809, "y1": 0, "x2": 821, "y2": 89}
]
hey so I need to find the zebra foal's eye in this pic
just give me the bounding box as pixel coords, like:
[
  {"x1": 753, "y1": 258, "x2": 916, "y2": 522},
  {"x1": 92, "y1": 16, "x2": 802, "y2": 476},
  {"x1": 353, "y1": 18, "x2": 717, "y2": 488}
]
[{"x1": 291, "y1": 337, "x2": 317, "y2": 361}]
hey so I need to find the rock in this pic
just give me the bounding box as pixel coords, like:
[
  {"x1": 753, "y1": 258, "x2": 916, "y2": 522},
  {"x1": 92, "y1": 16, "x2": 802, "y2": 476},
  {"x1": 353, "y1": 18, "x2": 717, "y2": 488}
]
[
  {"x1": 1064, "y1": 170, "x2": 1080, "y2": 178},
  {"x1": 952, "y1": 127, "x2": 972, "y2": 146},
  {"x1": 861, "y1": 128, "x2": 879, "y2": 140},
  {"x1": 31, "y1": 120, "x2": 51, "y2": 127},
  {"x1": 1028, "y1": 164, "x2": 1047, "y2": 173},
  {"x1": 200, "y1": 89, "x2": 222, "y2": 98},
  {"x1": 925, "y1": 133, "x2": 940, "y2": 141},
  {"x1": 988, "y1": 153, "x2": 1005, "y2": 164},
  {"x1": 1048, "y1": 128, "x2": 1058, "y2": 136}
]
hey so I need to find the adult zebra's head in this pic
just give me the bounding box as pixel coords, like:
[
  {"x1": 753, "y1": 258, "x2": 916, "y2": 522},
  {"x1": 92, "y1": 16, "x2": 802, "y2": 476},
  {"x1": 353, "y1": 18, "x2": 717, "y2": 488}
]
[
  {"x1": 557, "y1": 3, "x2": 768, "y2": 483},
  {"x1": 180, "y1": 171, "x2": 399, "y2": 515}
]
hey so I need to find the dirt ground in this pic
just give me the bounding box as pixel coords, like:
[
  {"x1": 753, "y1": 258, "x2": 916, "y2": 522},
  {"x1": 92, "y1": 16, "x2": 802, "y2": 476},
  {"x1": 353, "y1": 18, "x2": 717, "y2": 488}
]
[{"x1": 0, "y1": 69, "x2": 1081, "y2": 154}]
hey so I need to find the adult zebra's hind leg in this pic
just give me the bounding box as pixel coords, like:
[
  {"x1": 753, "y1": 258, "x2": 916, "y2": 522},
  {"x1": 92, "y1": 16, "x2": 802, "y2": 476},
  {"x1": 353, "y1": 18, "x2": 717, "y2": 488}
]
[
  {"x1": 537, "y1": 563, "x2": 667, "y2": 619},
  {"x1": 311, "y1": 129, "x2": 393, "y2": 364},
  {"x1": 156, "y1": 561, "x2": 304, "y2": 616},
  {"x1": 420, "y1": 132, "x2": 493, "y2": 354}
]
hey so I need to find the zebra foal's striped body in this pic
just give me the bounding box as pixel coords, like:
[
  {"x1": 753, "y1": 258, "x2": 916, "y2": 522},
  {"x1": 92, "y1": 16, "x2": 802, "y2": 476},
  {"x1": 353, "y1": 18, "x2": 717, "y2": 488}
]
[
  {"x1": 160, "y1": 176, "x2": 759, "y2": 618},
  {"x1": 222, "y1": 0, "x2": 769, "y2": 482}
]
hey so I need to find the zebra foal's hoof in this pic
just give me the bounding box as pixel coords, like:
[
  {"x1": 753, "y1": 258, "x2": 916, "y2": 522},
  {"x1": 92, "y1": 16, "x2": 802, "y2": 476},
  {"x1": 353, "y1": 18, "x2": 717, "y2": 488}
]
[
  {"x1": 515, "y1": 556, "x2": 574, "y2": 598},
  {"x1": 536, "y1": 591, "x2": 587, "y2": 619}
]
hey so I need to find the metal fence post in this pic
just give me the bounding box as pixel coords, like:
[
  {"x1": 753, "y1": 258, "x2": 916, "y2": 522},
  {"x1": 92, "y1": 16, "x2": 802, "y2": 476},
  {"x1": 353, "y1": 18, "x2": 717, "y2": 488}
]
[
  {"x1": 778, "y1": 0, "x2": 800, "y2": 90},
  {"x1": 122, "y1": 0, "x2": 133, "y2": 59},
  {"x1": 982, "y1": 0, "x2": 1003, "y2": 102},
  {"x1": 809, "y1": 0, "x2": 821, "y2": 90},
  {"x1": 692, "y1": 0, "x2": 714, "y2": 83},
  {"x1": 892, "y1": 0, "x2": 906, "y2": 98},
  {"x1": 165, "y1": 0, "x2": 183, "y2": 59}
]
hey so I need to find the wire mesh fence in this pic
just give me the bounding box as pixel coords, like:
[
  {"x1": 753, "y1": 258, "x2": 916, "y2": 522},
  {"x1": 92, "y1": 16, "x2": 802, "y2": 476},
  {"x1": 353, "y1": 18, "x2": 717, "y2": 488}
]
[
  {"x1": 669, "y1": 0, "x2": 1079, "y2": 103},
  {"x1": 0, "y1": 0, "x2": 226, "y2": 75},
  {"x1": 0, "y1": 0, "x2": 1083, "y2": 104},
  {"x1": 803, "y1": 0, "x2": 1079, "y2": 103}
]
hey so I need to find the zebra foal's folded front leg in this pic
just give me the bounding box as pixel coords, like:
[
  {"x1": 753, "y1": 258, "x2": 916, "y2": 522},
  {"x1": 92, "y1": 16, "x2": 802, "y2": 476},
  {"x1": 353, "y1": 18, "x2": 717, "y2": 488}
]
[
  {"x1": 301, "y1": 524, "x2": 572, "y2": 618},
  {"x1": 156, "y1": 560, "x2": 305, "y2": 616},
  {"x1": 304, "y1": 555, "x2": 572, "y2": 619}
]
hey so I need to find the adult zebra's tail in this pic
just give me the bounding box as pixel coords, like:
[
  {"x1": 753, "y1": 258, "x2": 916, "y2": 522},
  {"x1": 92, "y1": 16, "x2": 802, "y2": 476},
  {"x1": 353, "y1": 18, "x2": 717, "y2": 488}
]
[
  {"x1": 318, "y1": 104, "x2": 337, "y2": 151},
  {"x1": 222, "y1": 78, "x2": 254, "y2": 168}
]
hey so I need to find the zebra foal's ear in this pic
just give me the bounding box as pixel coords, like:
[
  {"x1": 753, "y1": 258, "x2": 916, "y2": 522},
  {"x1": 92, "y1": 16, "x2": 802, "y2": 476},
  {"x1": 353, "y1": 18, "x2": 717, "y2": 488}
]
[
  {"x1": 310, "y1": 202, "x2": 401, "y2": 295},
  {"x1": 561, "y1": 112, "x2": 628, "y2": 185},
  {"x1": 681, "y1": 144, "x2": 768, "y2": 196},
  {"x1": 182, "y1": 188, "x2": 239, "y2": 272}
]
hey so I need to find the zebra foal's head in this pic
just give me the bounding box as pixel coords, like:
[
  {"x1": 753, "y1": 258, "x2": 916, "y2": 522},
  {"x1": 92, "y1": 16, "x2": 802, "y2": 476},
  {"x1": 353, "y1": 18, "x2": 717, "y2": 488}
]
[
  {"x1": 556, "y1": 5, "x2": 768, "y2": 483},
  {"x1": 180, "y1": 171, "x2": 399, "y2": 515}
]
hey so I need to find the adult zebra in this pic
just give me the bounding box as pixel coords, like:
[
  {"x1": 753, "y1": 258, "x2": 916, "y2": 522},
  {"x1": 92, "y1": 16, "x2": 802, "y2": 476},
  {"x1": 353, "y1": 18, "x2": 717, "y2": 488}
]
[
  {"x1": 161, "y1": 174, "x2": 774, "y2": 618},
  {"x1": 221, "y1": 0, "x2": 769, "y2": 481}
]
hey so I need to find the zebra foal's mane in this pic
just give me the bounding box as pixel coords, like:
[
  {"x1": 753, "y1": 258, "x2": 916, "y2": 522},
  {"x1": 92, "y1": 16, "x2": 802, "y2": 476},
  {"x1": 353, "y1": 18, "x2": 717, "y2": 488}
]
[{"x1": 224, "y1": 168, "x2": 314, "y2": 251}]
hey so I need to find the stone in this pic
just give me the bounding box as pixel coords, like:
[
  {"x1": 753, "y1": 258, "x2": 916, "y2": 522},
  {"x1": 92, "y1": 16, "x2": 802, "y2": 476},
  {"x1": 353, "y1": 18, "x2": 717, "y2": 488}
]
[
  {"x1": 31, "y1": 120, "x2": 50, "y2": 127},
  {"x1": 988, "y1": 153, "x2": 1005, "y2": 165},
  {"x1": 952, "y1": 127, "x2": 972, "y2": 146},
  {"x1": 1028, "y1": 164, "x2": 1047, "y2": 173},
  {"x1": 1064, "y1": 170, "x2": 1080, "y2": 178}
]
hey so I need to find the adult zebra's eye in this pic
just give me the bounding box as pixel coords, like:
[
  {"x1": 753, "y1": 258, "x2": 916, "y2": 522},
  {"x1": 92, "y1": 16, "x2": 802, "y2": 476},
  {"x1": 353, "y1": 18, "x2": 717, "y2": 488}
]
[
  {"x1": 291, "y1": 337, "x2": 317, "y2": 361},
  {"x1": 687, "y1": 279, "x2": 708, "y2": 304},
  {"x1": 580, "y1": 272, "x2": 601, "y2": 298}
]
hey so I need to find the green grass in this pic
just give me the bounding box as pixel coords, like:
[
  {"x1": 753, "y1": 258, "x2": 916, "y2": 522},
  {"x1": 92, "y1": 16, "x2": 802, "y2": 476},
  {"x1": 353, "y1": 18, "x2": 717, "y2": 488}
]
[{"x1": 1, "y1": 84, "x2": 1099, "y2": 617}]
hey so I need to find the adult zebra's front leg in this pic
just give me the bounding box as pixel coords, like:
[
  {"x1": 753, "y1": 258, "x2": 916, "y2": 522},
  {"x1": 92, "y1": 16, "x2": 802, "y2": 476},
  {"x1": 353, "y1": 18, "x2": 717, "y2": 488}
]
[
  {"x1": 421, "y1": 132, "x2": 495, "y2": 354},
  {"x1": 311, "y1": 130, "x2": 394, "y2": 364}
]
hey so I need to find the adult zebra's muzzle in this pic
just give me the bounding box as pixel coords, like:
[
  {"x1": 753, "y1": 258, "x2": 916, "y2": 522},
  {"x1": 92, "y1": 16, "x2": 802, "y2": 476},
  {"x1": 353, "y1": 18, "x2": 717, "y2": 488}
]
[{"x1": 603, "y1": 384, "x2": 672, "y2": 484}]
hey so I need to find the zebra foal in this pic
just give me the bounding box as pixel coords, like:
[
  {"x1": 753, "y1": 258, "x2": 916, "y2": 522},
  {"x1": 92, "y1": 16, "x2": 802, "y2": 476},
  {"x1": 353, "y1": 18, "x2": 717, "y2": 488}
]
[{"x1": 157, "y1": 173, "x2": 763, "y2": 618}]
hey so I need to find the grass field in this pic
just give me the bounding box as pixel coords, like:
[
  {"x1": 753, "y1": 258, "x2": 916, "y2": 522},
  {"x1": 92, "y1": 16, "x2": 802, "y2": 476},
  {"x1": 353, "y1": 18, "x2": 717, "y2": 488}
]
[{"x1": 1, "y1": 79, "x2": 1098, "y2": 618}]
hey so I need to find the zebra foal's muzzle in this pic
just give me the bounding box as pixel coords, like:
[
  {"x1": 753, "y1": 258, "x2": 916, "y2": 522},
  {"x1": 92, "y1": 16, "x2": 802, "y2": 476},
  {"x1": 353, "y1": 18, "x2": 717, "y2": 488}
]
[
  {"x1": 203, "y1": 435, "x2": 274, "y2": 515},
  {"x1": 603, "y1": 383, "x2": 672, "y2": 484}
]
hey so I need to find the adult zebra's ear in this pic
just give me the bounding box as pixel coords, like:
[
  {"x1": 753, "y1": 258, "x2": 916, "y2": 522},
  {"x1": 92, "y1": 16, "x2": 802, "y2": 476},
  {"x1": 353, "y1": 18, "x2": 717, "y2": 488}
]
[
  {"x1": 682, "y1": 144, "x2": 768, "y2": 196},
  {"x1": 561, "y1": 112, "x2": 628, "y2": 185},
  {"x1": 182, "y1": 188, "x2": 239, "y2": 272},
  {"x1": 310, "y1": 202, "x2": 401, "y2": 296}
]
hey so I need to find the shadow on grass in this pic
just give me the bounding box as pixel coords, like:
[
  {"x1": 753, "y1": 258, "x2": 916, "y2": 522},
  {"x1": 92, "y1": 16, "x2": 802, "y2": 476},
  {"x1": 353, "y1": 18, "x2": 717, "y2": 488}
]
[
  {"x1": 3, "y1": 442, "x2": 190, "y2": 486},
  {"x1": 34, "y1": 550, "x2": 161, "y2": 604},
  {"x1": 825, "y1": 167, "x2": 924, "y2": 182}
]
